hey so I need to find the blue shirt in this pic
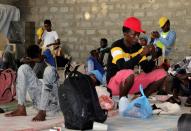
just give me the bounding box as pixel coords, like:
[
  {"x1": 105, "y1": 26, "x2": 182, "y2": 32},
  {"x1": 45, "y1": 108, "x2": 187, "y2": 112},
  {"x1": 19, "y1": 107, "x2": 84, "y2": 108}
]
[{"x1": 159, "y1": 30, "x2": 176, "y2": 56}]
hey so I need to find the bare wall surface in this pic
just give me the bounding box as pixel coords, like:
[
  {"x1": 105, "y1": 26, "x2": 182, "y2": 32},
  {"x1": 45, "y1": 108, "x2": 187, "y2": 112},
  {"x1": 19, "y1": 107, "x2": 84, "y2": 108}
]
[
  {"x1": 0, "y1": 0, "x2": 19, "y2": 5},
  {"x1": 1, "y1": 0, "x2": 191, "y2": 63}
]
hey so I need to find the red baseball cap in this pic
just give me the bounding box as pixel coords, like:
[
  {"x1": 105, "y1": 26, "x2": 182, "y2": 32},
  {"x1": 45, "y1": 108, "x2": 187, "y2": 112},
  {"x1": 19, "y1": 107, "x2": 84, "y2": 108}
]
[{"x1": 123, "y1": 17, "x2": 145, "y2": 33}]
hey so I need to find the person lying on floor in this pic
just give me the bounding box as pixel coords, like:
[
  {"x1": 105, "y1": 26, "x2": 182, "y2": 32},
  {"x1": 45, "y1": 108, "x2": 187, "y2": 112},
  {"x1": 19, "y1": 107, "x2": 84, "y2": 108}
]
[{"x1": 5, "y1": 45, "x2": 60, "y2": 121}]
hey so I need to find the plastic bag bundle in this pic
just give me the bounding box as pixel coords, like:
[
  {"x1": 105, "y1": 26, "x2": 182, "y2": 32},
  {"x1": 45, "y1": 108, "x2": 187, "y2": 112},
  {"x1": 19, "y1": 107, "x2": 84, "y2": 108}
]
[{"x1": 119, "y1": 85, "x2": 152, "y2": 119}]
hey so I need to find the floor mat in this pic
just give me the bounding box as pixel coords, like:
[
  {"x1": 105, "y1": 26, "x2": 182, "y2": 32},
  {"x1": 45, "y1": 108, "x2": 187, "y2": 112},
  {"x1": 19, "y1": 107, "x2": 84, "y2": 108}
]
[{"x1": 0, "y1": 107, "x2": 64, "y2": 131}]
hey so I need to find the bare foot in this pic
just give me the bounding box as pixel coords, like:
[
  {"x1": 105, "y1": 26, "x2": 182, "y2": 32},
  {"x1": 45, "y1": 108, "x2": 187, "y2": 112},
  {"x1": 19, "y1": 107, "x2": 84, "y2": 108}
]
[
  {"x1": 5, "y1": 105, "x2": 27, "y2": 117},
  {"x1": 32, "y1": 110, "x2": 46, "y2": 121}
]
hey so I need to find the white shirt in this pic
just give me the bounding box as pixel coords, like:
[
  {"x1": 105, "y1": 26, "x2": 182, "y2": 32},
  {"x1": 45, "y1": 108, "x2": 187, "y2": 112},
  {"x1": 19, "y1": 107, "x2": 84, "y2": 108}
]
[{"x1": 41, "y1": 31, "x2": 59, "y2": 47}]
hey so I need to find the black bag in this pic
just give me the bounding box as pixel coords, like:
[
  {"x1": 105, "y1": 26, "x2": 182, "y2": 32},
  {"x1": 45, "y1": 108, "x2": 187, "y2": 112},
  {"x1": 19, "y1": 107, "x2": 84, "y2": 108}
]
[
  {"x1": 177, "y1": 113, "x2": 191, "y2": 131},
  {"x1": 56, "y1": 56, "x2": 70, "y2": 67},
  {"x1": 58, "y1": 71, "x2": 107, "y2": 130}
]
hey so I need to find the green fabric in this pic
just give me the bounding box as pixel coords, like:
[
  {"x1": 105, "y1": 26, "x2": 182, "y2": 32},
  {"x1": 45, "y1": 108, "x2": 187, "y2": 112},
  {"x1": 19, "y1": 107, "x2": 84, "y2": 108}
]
[
  {"x1": 0, "y1": 100, "x2": 32, "y2": 112},
  {"x1": 156, "y1": 31, "x2": 169, "y2": 49},
  {"x1": 156, "y1": 41, "x2": 164, "y2": 49}
]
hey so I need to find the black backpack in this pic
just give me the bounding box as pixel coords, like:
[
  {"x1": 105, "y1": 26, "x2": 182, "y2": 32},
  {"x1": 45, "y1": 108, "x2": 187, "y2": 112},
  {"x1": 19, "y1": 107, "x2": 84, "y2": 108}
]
[{"x1": 58, "y1": 71, "x2": 107, "y2": 130}]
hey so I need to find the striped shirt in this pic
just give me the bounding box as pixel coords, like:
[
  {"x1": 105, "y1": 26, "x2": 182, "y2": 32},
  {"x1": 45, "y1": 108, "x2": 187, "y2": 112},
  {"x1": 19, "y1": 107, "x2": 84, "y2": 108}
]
[{"x1": 106, "y1": 38, "x2": 156, "y2": 83}]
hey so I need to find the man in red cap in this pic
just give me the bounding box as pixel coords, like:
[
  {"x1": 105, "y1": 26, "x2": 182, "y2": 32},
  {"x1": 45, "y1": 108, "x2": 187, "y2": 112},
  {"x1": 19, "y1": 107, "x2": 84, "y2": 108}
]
[{"x1": 106, "y1": 17, "x2": 167, "y2": 98}]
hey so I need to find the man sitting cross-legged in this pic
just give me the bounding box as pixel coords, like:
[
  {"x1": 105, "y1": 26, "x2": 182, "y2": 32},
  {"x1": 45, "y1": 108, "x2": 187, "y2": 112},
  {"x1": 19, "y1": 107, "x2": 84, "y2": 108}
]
[{"x1": 5, "y1": 45, "x2": 60, "y2": 121}]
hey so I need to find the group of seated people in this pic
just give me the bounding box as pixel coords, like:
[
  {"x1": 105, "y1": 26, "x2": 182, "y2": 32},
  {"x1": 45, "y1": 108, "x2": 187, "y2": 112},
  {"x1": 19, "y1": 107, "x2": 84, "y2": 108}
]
[
  {"x1": 86, "y1": 38, "x2": 109, "y2": 86},
  {"x1": 0, "y1": 16, "x2": 191, "y2": 124},
  {"x1": 85, "y1": 16, "x2": 190, "y2": 108}
]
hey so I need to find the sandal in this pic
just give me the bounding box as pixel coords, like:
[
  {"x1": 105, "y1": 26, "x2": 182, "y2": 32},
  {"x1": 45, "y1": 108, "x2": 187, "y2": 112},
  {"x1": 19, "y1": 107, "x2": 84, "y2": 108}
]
[{"x1": 166, "y1": 96, "x2": 181, "y2": 105}]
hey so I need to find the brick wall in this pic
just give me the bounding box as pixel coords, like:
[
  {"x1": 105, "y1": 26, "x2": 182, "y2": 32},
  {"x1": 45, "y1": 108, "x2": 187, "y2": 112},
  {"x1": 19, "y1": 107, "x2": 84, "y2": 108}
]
[
  {"x1": 0, "y1": 0, "x2": 18, "y2": 5},
  {"x1": 1, "y1": 0, "x2": 191, "y2": 63}
]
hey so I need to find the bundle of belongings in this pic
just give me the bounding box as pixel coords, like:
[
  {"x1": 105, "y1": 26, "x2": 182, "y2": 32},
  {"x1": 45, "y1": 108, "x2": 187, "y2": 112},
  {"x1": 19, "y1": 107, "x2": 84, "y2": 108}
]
[
  {"x1": 167, "y1": 56, "x2": 191, "y2": 106},
  {"x1": 58, "y1": 70, "x2": 107, "y2": 130},
  {"x1": 168, "y1": 56, "x2": 191, "y2": 76},
  {"x1": 95, "y1": 85, "x2": 115, "y2": 111},
  {"x1": 119, "y1": 85, "x2": 153, "y2": 119},
  {"x1": 152, "y1": 102, "x2": 180, "y2": 115}
]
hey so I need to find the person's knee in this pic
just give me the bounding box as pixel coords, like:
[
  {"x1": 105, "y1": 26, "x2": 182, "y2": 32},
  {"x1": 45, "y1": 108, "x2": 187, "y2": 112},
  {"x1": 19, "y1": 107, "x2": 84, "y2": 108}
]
[
  {"x1": 43, "y1": 66, "x2": 58, "y2": 83},
  {"x1": 43, "y1": 66, "x2": 54, "y2": 76}
]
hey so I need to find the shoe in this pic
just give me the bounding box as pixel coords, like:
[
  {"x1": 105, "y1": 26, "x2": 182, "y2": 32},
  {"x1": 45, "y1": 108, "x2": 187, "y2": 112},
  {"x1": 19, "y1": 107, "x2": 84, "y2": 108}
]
[{"x1": 185, "y1": 97, "x2": 191, "y2": 107}]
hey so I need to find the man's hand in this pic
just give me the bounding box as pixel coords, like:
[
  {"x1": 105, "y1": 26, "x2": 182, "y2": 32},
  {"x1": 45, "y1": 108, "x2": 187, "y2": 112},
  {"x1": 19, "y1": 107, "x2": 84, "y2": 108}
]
[
  {"x1": 20, "y1": 57, "x2": 43, "y2": 64},
  {"x1": 37, "y1": 39, "x2": 42, "y2": 45},
  {"x1": 141, "y1": 45, "x2": 155, "y2": 56},
  {"x1": 20, "y1": 57, "x2": 33, "y2": 64},
  {"x1": 46, "y1": 43, "x2": 60, "y2": 47},
  {"x1": 151, "y1": 31, "x2": 160, "y2": 39}
]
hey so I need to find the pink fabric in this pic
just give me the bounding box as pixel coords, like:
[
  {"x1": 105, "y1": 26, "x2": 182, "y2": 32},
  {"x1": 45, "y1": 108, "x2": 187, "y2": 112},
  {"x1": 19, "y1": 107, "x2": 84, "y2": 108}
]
[
  {"x1": 107, "y1": 69, "x2": 167, "y2": 96},
  {"x1": 99, "y1": 95, "x2": 115, "y2": 110}
]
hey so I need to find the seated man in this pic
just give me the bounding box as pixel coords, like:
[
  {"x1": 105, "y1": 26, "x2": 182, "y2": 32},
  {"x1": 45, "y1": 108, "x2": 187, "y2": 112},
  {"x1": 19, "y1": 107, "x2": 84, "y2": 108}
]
[
  {"x1": 106, "y1": 17, "x2": 167, "y2": 98},
  {"x1": 97, "y1": 38, "x2": 110, "y2": 66},
  {"x1": 150, "y1": 17, "x2": 176, "y2": 66},
  {"x1": 150, "y1": 17, "x2": 176, "y2": 57},
  {"x1": 86, "y1": 49, "x2": 105, "y2": 85},
  {"x1": 5, "y1": 45, "x2": 59, "y2": 121},
  {"x1": 37, "y1": 19, "x2": 60, "y2": 67}
]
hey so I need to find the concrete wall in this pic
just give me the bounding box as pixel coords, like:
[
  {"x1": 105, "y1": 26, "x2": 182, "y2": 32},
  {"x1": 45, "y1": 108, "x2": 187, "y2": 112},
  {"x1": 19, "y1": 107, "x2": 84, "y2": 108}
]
[
  {"x1": 0, "y1": 0, "x2": 19, "y2": 5},
  {"x1": 1, "y1": 0, "x2": 191, "y2": 63}
]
